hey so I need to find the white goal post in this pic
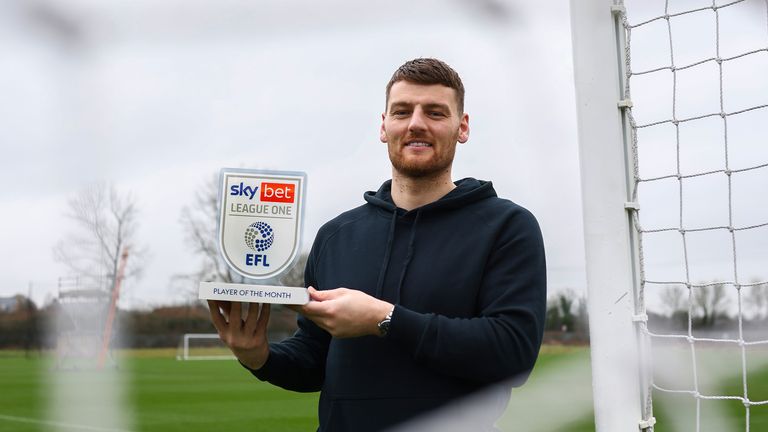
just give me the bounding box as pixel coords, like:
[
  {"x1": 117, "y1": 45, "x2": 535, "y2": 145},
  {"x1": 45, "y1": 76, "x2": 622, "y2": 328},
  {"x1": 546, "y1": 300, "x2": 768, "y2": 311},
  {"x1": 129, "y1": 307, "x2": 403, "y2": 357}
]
[
  {"x1": 570, "y1": 0, "x2": 650, "y2": 431},
  {"x1": 572, "y1": 0, "x2": 768, "y2": 431},
  {"x1": 177, "y1": 333, "x2": 235, "y2": 361}
]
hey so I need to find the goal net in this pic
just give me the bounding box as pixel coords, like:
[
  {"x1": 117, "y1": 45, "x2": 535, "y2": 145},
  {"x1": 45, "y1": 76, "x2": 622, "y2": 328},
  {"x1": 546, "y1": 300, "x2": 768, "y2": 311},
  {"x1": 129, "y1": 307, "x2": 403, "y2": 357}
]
[
  {"x1": 53, "y1": 277, "x2": 115, "y2": 370},
  {"x1": 573, "y1": 0, "x2": 768, "y2": 430},
  {"x1": 177, "y1": 333, "x2": 235, "y2": 361}
]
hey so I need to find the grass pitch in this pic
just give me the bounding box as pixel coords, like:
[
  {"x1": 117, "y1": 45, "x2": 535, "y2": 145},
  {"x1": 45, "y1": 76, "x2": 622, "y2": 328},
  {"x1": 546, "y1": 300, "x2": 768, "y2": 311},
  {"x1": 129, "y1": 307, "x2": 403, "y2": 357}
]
[
  {"x1": 126, "y1": 353, "x2": 319, "y2": 431},
  {"x1": 0, "y1": 350, "x2": 318, "y2": 432},
  {"x1": 1, "y1": 346, "x2": 766, "y2": 431}
]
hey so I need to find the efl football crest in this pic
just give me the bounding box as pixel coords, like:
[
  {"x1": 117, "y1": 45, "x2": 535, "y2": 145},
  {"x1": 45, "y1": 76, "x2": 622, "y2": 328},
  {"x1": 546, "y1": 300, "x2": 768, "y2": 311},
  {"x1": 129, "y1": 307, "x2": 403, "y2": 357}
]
[
  {"x1": 218, "y1": 169, "x2": 305, "y2": 279},
  {"x1": 198, "y1": 168, "x2": 308, "y2": 305}
]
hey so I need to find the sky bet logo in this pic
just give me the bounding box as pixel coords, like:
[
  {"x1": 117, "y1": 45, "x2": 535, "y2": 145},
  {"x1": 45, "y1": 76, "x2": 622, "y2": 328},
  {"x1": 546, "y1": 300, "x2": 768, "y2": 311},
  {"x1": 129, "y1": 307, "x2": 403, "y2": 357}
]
[
  {"x1": 230, "y1": 182, "x2": 259, "y2": 200},
  {"x1": 230, "y1": 182, "x2": 296, "y2": 203}
]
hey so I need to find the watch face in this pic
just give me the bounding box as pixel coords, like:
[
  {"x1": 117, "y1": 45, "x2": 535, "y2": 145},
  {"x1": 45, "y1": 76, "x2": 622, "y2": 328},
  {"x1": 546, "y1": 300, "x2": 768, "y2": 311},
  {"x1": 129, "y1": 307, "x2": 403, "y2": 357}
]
[
  {"x1": 378, "y1": 319, "x2": 391, "y2": 337},
  {"x1": 378, "y1": 308, "x2": 394, "y2": 337}
]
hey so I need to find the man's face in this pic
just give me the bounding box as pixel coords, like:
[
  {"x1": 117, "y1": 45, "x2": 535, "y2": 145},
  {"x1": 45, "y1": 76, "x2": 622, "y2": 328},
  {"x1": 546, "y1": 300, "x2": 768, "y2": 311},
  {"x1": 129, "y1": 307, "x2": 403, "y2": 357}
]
[{"x1": 380, "y1": 81, "x2": 469, "y2": 179}]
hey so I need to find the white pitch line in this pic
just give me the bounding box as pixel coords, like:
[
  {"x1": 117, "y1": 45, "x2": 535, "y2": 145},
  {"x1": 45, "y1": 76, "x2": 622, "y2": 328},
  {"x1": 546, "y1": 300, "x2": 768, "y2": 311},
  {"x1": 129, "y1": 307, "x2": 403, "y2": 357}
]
[{"x1": 0, "y1": 413, "x2": 133, "y2": 432}]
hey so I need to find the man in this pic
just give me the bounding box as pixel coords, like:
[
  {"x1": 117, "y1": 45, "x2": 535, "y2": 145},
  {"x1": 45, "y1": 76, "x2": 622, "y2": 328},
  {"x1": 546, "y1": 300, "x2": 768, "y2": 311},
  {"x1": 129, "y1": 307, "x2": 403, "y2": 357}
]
[{"x1": 208, "y1": 58, "x2": 546, "y2": 431}]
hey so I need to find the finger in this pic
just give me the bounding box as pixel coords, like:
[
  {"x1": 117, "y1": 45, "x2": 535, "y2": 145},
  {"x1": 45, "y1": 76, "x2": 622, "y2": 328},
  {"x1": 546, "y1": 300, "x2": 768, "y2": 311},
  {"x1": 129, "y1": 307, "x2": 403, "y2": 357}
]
[
  {"x1": 207, "y1": 300, "x2": 228, "y2": 334},
  {"x1": 219, "y1": 301, "x2": 232, "y2": 323},
  {"x1": 229, "y1": 302, "x2": 243, "y2": 330},
  {"x1": 309, "y1": 287, "x2": 335, "y2": 301},
  {"x1": 295, "y1": 304, "x2": 329, "y2": 332},
  {"x1": 255, "y1": 303, "x2": 271, "y2": 334},
  {"x1": 243, "y1": 302, "x2": 261, "y2": 334},
  {"x1": 301, "y1": 300, "x2": 328, "y2": 317}
]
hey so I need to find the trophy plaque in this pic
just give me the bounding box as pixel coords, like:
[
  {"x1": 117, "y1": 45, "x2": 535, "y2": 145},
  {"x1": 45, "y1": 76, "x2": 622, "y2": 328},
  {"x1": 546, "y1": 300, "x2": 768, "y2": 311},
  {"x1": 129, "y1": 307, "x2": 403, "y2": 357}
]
[{"x1": 198, "y1": 168, "x2": 309, "y2": 305}]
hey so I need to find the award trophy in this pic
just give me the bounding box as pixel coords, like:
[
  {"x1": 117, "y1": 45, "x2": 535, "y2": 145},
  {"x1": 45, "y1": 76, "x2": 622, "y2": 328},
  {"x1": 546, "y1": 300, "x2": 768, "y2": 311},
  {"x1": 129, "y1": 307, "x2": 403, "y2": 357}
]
[{"x1": 198, "y1": 168, "x2": 309, "y2": 305}]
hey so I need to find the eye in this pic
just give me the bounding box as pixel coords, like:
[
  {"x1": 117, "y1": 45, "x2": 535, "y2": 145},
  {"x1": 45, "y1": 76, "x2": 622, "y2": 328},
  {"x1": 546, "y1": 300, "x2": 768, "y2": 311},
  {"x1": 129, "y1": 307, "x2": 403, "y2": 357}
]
[
  {"x1": 392, "y1": 110, "x2": 410, "y2": 117},
  {"x1": 428, "y1": 111, "x2": 446, "y2": 117}
]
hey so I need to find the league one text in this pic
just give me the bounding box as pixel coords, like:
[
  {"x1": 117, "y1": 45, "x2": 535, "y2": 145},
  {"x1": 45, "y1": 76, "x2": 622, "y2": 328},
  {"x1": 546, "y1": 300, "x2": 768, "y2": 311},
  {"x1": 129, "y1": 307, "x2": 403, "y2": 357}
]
[{"x1": 198, "y1": 169, "x2": 309, "y2": 305}]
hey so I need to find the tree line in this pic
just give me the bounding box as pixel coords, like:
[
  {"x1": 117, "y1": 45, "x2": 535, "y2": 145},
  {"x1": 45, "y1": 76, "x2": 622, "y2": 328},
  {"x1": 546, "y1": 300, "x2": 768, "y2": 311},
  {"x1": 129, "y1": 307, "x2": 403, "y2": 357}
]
[
  {"x1": 2, "y1": 179, "x2": 766, "y2": 350},
  {"x1": 0, "y1": 299, "x2": 300, "y2": 351}
]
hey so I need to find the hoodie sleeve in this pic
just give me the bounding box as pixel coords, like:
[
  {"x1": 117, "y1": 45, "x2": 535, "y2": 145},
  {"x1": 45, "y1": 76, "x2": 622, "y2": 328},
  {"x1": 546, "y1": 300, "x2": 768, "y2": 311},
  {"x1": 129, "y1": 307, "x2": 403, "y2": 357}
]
[
  {"x1": 246, "y1": 245, "x2": 331, "y2": 392},
  {"x1": 386, "y1": 208, "x2": 547, "y2": 385}
]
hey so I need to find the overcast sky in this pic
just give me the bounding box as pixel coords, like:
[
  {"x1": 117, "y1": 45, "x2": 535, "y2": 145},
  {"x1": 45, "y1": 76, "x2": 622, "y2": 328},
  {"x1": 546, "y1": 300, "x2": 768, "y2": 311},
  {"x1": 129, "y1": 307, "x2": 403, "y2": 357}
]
[
  {"x1": 0, "y1": 0, "x2": 765, "y2": 310},
  {"x1": 0, "y1": 0, "x2": 585, "y2": 308}
]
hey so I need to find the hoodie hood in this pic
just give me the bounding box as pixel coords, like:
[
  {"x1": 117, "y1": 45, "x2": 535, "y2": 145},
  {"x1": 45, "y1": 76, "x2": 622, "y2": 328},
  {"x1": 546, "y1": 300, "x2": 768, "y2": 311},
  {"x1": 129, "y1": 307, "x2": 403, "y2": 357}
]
[{"x1": 363, "y1": 177, "x2": 497, "y2": 213}]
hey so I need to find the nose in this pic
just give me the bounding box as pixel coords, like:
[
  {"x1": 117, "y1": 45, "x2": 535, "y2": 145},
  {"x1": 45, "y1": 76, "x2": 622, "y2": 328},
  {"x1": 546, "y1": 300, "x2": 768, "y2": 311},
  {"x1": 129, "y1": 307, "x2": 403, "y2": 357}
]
[{"x1": 408, "y1": 107, "x2": 428, "y2": 133}]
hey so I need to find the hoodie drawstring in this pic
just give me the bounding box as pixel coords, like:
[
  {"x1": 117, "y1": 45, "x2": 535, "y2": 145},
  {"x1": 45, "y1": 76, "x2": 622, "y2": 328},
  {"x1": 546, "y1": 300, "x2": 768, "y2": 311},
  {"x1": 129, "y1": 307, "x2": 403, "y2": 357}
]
[
  {"x1": 374, "y1": 209, "x2": 398, "y2": 298},
  {"x1": 394, "y1": 209, "x2": 421, "y2": 304},
  {"x1": 374, "y1": 209, "x2": 421, "y2": 302}
]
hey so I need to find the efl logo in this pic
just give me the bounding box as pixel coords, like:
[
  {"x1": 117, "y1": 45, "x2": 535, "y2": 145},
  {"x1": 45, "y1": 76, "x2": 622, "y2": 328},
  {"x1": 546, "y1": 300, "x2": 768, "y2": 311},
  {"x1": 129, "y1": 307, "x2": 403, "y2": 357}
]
[{"x1": 261, "y1": 182, "x2": 296, "y2": 203}]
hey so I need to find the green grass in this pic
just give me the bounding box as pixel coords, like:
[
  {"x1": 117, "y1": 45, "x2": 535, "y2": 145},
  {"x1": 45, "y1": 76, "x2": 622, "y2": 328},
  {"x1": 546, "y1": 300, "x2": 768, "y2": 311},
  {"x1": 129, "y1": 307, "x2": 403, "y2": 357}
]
[
  {"x1": 126, "y1": 356, "x2": 319, "y2": 431},
  {"x1": 501, "y1": 345, "x2": 768, "y2": 432},
  {"x1": 500, "y1": 345, "x2": 595, "y2": 432},
  {"x1": 0, "y1": 350, "x2": 318, "y2": 432},
  {"x1": 0, "y1": 352, "x2": 47, "y2": 432},
  {"x1": 2, "y1": 347, "x2": 766, "y2": 432},
  {"x1": 650, "y1": 346, "x2": 768, "y2": 432}
]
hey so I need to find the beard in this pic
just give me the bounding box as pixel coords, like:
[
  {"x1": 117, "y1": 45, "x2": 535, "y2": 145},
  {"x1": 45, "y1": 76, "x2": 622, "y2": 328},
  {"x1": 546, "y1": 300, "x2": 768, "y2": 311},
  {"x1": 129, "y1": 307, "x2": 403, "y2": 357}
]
[{"x1": 388, "y1": 145, "x2": 456, "y2": 179}]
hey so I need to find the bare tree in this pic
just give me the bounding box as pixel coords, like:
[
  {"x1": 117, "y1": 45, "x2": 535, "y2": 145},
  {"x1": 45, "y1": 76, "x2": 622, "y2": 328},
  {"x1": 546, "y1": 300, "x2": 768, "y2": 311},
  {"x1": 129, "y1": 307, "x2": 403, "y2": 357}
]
[
  {"x1": 660, "y1": 285, "x2": 686, "y2": 317},
  {"x1": 692, "y1": 282, "x2": 730, "y2": 327},
  {"x1": 279, "y1": 252, "x2": 309, "y2": 288},
  {"x1": 179, "y1": 174, "x2": 244, "y2": 285},
  {"x1": 54, "y1": 183, "x2": 144, "y2": 291},
  {"x1": 744, "y1": 280, "x2": 768, "y2": 320}
]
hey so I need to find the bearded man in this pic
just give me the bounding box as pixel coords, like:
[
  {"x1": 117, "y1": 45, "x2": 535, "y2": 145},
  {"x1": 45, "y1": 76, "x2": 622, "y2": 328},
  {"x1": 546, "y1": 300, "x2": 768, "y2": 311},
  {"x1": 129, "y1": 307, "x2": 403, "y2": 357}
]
[{"x1": 209, "y1": 57, "x2": 547, "y2": 432}]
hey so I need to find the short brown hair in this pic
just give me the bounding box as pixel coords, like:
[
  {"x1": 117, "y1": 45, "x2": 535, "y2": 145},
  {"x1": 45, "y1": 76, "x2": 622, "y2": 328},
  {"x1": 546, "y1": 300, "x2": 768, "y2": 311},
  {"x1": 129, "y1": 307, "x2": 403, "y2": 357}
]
[{"x1": 385, "y1": 58, "x2": 465, "y2": 114}]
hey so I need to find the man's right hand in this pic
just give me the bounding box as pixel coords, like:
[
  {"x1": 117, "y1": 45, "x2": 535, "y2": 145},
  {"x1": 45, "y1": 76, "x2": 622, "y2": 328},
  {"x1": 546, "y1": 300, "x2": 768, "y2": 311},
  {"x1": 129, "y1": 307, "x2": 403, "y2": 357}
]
[{"x1": 207, "y1": 300, "x2": 271, "y2": 370}]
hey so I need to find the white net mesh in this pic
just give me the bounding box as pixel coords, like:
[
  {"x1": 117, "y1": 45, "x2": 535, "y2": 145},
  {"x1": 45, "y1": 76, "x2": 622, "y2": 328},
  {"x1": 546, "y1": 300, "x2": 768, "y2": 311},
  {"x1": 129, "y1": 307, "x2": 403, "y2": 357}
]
[{"x1": 619, "y1": 0, "x2": 768, "y2": 430}]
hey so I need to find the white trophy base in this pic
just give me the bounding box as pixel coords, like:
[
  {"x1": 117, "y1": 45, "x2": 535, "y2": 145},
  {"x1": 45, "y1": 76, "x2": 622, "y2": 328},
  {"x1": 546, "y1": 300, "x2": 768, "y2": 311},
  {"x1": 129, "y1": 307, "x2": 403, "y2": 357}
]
[{"x1": 199, "y1": 281, "x2": 309, "y2": 305}]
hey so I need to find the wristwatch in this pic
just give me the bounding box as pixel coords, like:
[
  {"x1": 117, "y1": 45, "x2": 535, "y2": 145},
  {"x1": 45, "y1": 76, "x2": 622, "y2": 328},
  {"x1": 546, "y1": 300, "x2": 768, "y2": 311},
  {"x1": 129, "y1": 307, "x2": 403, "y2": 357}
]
[{"x1": 377, "y1": 307, "x2": 395, "y2": 337}]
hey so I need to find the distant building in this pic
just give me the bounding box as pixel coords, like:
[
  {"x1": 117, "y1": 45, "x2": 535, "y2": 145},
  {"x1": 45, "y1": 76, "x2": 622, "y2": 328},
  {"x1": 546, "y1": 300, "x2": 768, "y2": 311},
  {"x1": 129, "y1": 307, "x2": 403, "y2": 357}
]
[{"x1": 0, "y1": 296, "x2": 19, "y2": 313}]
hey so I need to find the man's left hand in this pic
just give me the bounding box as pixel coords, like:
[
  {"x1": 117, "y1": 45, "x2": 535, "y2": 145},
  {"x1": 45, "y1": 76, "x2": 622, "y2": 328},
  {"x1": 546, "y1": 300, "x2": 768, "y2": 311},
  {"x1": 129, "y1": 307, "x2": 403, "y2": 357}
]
[{"x1": 294, "y1": 287, "x2": 393, "y2": 338}]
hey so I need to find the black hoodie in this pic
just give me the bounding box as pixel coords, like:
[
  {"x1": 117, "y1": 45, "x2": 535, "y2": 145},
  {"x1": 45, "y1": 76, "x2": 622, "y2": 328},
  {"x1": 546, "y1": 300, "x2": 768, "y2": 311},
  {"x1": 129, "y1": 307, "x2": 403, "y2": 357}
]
[{"x1": 251, "y1": 178, "x2": 547, "y2": 431}]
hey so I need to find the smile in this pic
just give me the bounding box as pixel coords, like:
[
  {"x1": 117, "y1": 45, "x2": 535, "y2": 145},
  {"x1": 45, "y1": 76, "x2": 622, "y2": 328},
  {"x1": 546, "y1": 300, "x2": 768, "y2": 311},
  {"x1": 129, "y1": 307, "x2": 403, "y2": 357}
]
[{"x1": 405, "y1": 142, "x2": 432, "y2": 147}]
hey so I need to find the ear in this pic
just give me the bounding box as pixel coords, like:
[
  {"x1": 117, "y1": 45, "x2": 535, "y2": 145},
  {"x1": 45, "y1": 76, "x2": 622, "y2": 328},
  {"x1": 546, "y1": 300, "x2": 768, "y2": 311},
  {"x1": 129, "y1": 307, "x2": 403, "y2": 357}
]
[
  {"x1": 457, "y1": 113, "x2": 470, "y2": 143},
  {"x1": 379, "y1": 113, "x2": 388, "y2": 143}
]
